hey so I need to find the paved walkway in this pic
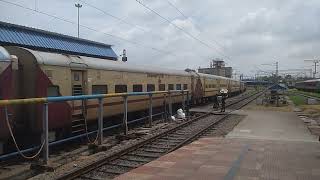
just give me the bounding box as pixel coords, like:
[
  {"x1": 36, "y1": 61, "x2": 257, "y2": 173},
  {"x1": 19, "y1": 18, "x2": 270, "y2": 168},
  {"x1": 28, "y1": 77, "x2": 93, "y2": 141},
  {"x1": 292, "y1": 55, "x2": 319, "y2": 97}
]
[
  {"x1": 227, "y1": 110, "x2": 318, "y2": 142},
  {"x1": 115, "y1": 109, "x2": 320, "y2": 180}
]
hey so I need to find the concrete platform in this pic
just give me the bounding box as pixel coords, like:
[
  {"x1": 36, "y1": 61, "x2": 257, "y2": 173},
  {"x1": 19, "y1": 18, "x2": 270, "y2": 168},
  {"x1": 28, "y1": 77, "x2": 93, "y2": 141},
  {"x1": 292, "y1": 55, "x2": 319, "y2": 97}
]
[
  {"x1": 227, "y1": 110, "x2": 318, "y2": 142},
  {"x1": 115, "y1": 109, "x2": 320, "y2": 180},
  {"x1": 115, "y1": 138, "x2": 320, "y2": 180}
]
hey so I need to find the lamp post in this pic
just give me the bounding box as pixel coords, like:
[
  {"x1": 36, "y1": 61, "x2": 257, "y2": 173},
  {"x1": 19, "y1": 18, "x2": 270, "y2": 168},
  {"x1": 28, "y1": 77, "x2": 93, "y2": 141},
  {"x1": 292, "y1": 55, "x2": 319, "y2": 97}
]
[{"x1": 75, "y1": 3, "x2": 82, "y2": 38}]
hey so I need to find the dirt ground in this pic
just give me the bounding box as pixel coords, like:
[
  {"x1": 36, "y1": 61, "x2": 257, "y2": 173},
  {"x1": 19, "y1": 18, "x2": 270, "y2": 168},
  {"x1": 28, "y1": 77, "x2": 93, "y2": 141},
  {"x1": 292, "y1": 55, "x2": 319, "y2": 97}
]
[
  {"x1": 298, "y1": 105, "x2": 320, "y2": 124},
  {"x1": 243, "y1": 97, "x2": 293, "y2": 112}
]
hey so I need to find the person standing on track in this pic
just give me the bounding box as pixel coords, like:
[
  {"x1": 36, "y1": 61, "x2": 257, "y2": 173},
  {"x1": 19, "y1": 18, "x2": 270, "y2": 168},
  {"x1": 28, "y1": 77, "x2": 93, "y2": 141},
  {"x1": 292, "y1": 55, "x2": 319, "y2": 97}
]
[
  {"x1": 221, "y1": 93, "x2": 226, "y2": 112},
  {"x1": 219, "y1": 89, "x2": 228, "y2": 112}
]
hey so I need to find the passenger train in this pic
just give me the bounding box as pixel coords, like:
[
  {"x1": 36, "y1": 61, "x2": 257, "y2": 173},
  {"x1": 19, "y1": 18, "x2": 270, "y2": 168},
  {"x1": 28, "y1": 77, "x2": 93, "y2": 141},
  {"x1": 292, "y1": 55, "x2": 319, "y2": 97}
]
[
  {"x1": 295, "y1": 79, "x2": 320, "y2": 92},
  {"x1": 0, "y1": 46, "x2": 245, "y2": 147}
]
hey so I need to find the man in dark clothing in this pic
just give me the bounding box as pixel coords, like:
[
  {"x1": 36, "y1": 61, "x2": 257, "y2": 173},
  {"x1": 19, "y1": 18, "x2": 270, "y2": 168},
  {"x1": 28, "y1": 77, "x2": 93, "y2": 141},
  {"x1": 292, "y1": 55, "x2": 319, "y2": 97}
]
[{"x1": 221, "y1": 93, "x2": 227, "y2": 112}]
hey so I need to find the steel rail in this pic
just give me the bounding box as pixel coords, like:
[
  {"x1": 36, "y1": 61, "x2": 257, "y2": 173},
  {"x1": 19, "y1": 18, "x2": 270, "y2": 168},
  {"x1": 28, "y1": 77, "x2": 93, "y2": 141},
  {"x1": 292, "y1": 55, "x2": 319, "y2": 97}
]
[
  {"x1": 55, "y1": 90, "x2": 263, "y2": 180},
  {"x1": 56, "y1": 113, "x2": 212, "y2": 180},
  {"x1": 170, "y1": 91, "x2": 263, "y2": 153}
]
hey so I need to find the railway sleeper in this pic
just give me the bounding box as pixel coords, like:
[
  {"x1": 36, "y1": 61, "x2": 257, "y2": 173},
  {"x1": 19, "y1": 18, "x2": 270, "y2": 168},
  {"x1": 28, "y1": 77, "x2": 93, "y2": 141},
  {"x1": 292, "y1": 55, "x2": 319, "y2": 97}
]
[
  {"x1": 157, "y1": 139, "x2": 182, "y2": 143},
  {"x1": 120, "y1": 155, "x2": 154, "y2": 163},
  {"x1": 155, "y1": 141, "x2": 180, "y2": 146},
  {"x1": 128, "y1": 152, "x2": 161, "y2": 158},
  {"x1": 170, "y1": 134, "x2": 189, "y2": 138},
  {"x1": 149, "y1": 142, "x2": 177, "y2": 148},
  {"x1": 110, "y1": 159, "x2": 144, "y2": 168},
  {"x1": 172, "y1": 132, "x2": 190, "y2": 136},
  {"x1": 141, "y1": 148, "x2": 167, "y2": 153},
  {"x1": 97, "y1": 165, "x2": 129, "y2": 175},
  {"x1": 162, "y1": 138, "x2": 186, "y2": 142},
  {"x1": 143, "y1": 145, "x2": 172, "y2": 149},
  {"x1": 108, "y1": 162, "x2": 140, "y2": 169}
]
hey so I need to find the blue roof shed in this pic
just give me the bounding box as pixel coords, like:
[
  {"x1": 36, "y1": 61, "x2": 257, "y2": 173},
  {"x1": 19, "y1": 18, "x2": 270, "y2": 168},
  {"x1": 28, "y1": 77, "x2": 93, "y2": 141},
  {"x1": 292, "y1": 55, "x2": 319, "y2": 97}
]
[
  {"x1": 0, "y1": 21, "x2": 118, "y2": 60},
  {"x1": 269, "y1": 84, "x2": 288, "y2": 91}
]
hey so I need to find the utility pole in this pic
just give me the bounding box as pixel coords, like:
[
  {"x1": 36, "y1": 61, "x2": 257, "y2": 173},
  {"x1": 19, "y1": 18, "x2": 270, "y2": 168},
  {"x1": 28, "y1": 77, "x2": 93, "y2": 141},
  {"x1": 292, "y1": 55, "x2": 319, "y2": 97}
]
[
  {"x1": 34, "y1": 0, "x2": 37, "y2": 11},
  {"x1": 75, "y1": 3, "x2": 82, "y2": 38},
  {"x1": 275, "y1": 61, "x2": 279, "y2": 107},
  {"x1": 313, "y1": 61, "x2": 319, "y2": 78},
  {"x1": 276, "y1": 61, "x2": 279, "y2": 84},
  {"x1": 304, "y1": 59, "x2": 319, "y2": 79}
]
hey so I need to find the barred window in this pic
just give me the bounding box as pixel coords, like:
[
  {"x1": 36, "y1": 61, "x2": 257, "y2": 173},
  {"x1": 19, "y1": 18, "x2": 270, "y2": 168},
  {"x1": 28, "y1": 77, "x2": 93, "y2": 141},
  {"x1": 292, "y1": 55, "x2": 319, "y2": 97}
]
[
  {"x1": 183, "y1": 84, "x2": 188, "y2": 90},
  {"x1": 147, "y1": 84, "x2": 155, "y2": 92},
  {"x1": 168, "y1": 84, "x2": 174, "y2": 90},
  {"x1": 176, "y1": 84, "x2": 182, "y2": 90},
  {"x1": 92, "y1": 85, "x2": 108, "y2": 94},
  {"x1": 133, "y1": 84, "x2": 143, "y2": 92},
  {"x1": 159, "y1": 84, "x2": 165, "y2": 91},
  {"x1": 115, "y1": 85, "x2": 127, "y2": 93}
]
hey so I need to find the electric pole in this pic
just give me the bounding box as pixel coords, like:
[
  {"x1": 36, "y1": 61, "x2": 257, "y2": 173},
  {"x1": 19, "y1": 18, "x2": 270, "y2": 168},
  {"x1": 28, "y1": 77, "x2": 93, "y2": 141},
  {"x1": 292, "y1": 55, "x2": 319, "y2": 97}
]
[
  {"x1": 276, "y1": 61, "x2": 279, "y2": 84},
  {"x1": 304, "y1": 59, "x2": 319, "y2": 78},
  {"x1": 75, "y1": 3, "x2": 82, "y2": 38},
  {"x1": 314, "y1": 61, "x2": 319, "y2": 78}
]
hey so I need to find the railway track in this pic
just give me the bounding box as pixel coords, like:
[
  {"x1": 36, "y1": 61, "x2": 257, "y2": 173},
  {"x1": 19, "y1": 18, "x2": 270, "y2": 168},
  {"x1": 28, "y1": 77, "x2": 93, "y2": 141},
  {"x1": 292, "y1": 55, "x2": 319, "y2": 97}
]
[{"x1": 57, "y1": 90, "x2": 263, "y2": 180}]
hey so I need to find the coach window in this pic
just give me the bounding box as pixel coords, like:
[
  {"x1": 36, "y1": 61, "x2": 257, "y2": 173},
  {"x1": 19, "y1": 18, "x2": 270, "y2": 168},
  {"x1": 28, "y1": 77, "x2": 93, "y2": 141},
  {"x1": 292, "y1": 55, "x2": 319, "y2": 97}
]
[
  {"x1": 92, "y1": 85, "x2": 108, "y2": 94},
  {"x1": 159, "y1": 84, "x2": 165, "y2": 91},
  {"x1": 147, "y1": 84, "x2": 155, "y2": 92},
  {"x1": 133, "y1": 84, "x2": 143, "y2": 92},
  {"x1": 176, "y1": 84, "x2": 182, "y2": 90},
  {"x1": 168, "y1": 84, "x2": 174, "y2": 90},
  {"x1": 115, "y1": 85, "x2": 127, "y2": 93},
  {"x1": 73, "y1": 72, "x2": 80, "y2": 81},
  {"x1": 183, "y1": 84, "x2": 188, "y2": 90},
  {"x1": 47, "y1": 85, "x2": 59, "y2": 97}
]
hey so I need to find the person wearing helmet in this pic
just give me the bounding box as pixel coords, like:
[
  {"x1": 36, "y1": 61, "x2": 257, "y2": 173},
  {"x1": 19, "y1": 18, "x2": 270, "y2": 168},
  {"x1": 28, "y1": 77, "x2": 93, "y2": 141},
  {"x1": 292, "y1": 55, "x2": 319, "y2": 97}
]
[{"x1": 220, "y1": 89, "x2": 228, "y2": 112}]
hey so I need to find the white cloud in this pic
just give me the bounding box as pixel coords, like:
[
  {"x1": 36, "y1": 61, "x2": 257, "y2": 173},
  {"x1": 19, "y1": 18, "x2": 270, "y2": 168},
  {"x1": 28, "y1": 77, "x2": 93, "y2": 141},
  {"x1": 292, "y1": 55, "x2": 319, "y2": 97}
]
[{"x1": 1, "y1": 0, "x2": 320, "y2": 77}]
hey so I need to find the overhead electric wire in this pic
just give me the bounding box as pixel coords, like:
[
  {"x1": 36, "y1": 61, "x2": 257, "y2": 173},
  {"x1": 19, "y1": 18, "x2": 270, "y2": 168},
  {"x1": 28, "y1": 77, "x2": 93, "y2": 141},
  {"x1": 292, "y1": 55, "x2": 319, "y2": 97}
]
[
  {"x1": 164, "y1": 0, "x2": 188, "y2": 19},
  {"x1": 78, "y1": 0, "x2": 166, "y2": 41},
  {"x1": 135, "y1": 0, "x2": 232, "y2": 61},
  {"x1": 74, "y1": 0, "x2": 208, "y2": 60},
  {"x1": 0, "y1": 0, "x2": 178, "y2": 57},
  {"x1": 164, "y1": 0, "x2": 227, "y2": 51},
  {"x1": 81, "y1": 0, "x2": 214, "y2": 61}
]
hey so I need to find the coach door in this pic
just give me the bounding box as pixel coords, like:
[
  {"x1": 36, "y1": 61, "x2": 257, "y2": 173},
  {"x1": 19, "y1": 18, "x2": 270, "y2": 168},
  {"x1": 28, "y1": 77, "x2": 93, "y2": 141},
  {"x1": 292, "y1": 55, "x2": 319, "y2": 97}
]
[{"x1": 71, "y1": 70, "x2": 87, "y2": 134}]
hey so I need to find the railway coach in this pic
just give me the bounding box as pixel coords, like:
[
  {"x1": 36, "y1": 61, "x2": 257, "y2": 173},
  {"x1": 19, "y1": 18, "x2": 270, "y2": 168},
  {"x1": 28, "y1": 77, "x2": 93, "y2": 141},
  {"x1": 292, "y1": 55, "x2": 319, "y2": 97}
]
[
  {"x1": 0, "y1": 45, "x2": 245, "y2": 151},
  {"x1": 295, "y1": 79, "x2": 320, "y2": 93}
]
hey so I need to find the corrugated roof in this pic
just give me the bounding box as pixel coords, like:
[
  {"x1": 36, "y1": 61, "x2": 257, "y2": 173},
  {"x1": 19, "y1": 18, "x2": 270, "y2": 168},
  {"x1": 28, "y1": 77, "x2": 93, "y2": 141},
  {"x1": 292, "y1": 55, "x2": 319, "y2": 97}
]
[{"x1": 0, "y1": 21, "x2": 118, "y2": 60}]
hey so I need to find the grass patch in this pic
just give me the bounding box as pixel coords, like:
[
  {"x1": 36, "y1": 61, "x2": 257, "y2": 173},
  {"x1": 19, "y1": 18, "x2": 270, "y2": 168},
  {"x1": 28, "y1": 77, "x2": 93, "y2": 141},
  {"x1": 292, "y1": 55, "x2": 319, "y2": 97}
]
[
  {"x1": 289, "y1": 89, "x2": 320, "y2": 98},
  {"x1": 289, "y1": 95, "x2": 306, "y2": 106}
]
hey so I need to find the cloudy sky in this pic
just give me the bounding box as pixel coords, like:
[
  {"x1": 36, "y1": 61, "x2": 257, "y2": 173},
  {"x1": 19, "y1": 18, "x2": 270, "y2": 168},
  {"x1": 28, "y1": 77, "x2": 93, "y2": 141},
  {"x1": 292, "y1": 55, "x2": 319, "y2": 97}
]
[{"x1": 1, "y1": 0, "x2": 320, "y2": 78}]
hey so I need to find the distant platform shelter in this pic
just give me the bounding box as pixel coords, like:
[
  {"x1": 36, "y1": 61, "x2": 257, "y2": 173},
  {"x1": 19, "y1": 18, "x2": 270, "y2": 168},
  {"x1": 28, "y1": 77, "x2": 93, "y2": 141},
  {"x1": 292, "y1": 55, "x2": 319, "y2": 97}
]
[{"x1": 0, "y1": 21, "x2": 118, "y2": 60}]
